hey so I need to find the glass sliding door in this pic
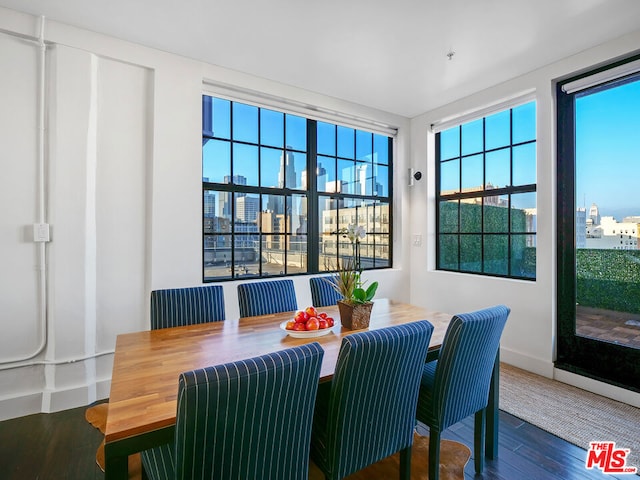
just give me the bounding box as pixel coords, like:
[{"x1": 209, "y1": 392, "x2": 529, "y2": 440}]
[{"x1": 557, "y1": 57, "x2": 640, "y2": 392}]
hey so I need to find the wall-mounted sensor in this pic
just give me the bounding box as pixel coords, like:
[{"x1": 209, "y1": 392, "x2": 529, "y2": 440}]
[{"x1": 409, "y1": 168, "x2": 423, "y2": 186}]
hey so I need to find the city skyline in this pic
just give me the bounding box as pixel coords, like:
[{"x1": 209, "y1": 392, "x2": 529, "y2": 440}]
[{"x1": 575, "y1": 77, "x2": 640, "y2": 221}]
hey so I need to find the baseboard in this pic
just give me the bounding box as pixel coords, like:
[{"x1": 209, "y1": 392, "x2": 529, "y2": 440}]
[
  {"x1": 499, "y1": 347, "x2": 554, "y2": 378},
  {"x1": 0, "y1": 392, "x2": 44, "y2": 422},
  {"x1": 554, "y1": 368, "x2": 640, "y2": 409}
]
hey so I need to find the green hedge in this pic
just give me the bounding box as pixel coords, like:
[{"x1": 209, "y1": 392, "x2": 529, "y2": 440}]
[{"x1": 576, "y1": 249, "x2": 640, "y2": 314}]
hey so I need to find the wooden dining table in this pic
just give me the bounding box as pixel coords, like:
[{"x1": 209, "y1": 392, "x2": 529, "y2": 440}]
[{"x1": 104, "y1": 299, "x2": 501, "y2": 479}]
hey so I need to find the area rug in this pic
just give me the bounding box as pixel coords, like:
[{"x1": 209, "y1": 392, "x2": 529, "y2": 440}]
[
  {"x1": 500, "y1": 363, "x2": 640, "y2": 473},
  {"x1": 309, "y1": 433, "x2": 471, "y2": 480},
  {"x1": 85, "y1": 404, "x2": 142, "y2": 480}
]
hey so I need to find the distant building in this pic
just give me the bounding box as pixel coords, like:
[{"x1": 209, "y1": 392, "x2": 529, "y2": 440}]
[
  {"x1": 588, "y1": 203, "x2": 600, "y2": 226},
  {"x1": 576, "y1": 208, "x2": 586, "y2": 248},
  {"x1": 584, "y1": 215, "x2": 638, "y2": 250}
]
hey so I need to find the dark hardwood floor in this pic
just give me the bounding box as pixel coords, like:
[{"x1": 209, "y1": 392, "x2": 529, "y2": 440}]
[{"x1": 0, "y1": 403, "x2": 631, "y2": 479}]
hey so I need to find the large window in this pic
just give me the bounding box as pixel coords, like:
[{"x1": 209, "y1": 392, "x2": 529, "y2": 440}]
[
  {"x1": 202, "y1": 95, "x2": 392, "y2": 281},
  {"x1": 436, "y1": 101, "x2": 536, "y2": 279}
]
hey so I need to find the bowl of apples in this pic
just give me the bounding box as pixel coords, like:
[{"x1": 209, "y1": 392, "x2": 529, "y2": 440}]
[{"x1": 281, "y1": 306, "x2": 336, "y2": 338}]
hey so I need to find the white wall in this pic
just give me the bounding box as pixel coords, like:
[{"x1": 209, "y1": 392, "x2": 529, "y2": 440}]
[
  {"x1": 409, "y1": 28, "x2": 640, "y2": 407},
  {"x1": 0, "y1": 7, "x2": 409, "y2": 420}
]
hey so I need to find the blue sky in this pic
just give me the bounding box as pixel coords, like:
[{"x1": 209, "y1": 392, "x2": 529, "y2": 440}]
[{"x1": 576, "y1": 78, "x2": 640, "y2": 221}]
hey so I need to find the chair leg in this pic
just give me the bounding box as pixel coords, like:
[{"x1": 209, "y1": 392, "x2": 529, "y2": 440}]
[
  {"x1": 429, "y1": 430, "x2": 441, "y2": 480},
  {"x1": 474, "y1": 409, "x2": 486, "y2": 473},
  {"x1": 399, "y1": 446, "x2": 411, "y2": 480}
]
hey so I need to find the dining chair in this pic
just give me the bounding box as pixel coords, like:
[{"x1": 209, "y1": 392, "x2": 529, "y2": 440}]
[
  {"x1": 309, "y1": 276, "x2": 342, "y2": 308},
  {"x1": 150, "y1": 285, "x2": 225, "y2": 329},
  {"x1": 141, "y1": 342, "x2": 324, "y2": 480},
  {"x1": 415, "y1": 304, "x2": 510, "y2": 480},
  {"x1": 310, "y1": 320, "x2": 434, "y2": 480},
  {"x1": 237, "y1": 278, "x2": 297, "y2": 317}
]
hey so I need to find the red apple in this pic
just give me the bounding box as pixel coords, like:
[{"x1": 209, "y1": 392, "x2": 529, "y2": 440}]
[{"x1": 306, "y1": 317, "x2": 319, "y2": 331}]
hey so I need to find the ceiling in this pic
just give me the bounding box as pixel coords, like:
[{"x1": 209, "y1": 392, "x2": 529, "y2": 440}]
[{"x1": 2, "y1": 0, "x2": 640, "y2": 118}]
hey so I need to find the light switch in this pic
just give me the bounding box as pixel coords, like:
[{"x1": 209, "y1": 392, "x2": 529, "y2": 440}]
[
  {"x1": 33, "y1": 223, "x2": 50, "y2": 242},
  {"x1": 413, "y1": 234, "x2": 422, "y2": 246}
]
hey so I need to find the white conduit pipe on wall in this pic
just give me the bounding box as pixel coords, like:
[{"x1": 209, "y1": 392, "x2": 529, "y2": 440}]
[
  {"x1": 0, "y1": 17, "x2": 115, "y2": 370},
  {"x1": 0, "y1": 16, "x2": 49, "y2": 365}
]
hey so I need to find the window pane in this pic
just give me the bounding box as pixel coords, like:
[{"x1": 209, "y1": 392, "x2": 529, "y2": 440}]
[
  {"x1": 356, "y1": 130, "x2": 373, "y2": 160},
  {"x1": 317, "y1": 122, "x2": 335, "y2": 156},
  {"x1": 235, "y1": 193, "x2": 260, "y2": 226},
  {"x1": 337, "y1": 126, "x2": 355, "y2": 159},
  {"x1": 513, "y1": 143, "x2": 536, "y2": 186},
  {"x1": 286, "y1": 114, "x2": 306, "y2": 151},
  {"x1": 461, "y1": 154, "x2": 483, "y2": 191},
  {"x1": 260, "y1": 147, "x2": 282, "y2": 188},
  {"x1": 461, "y1": 119, "x2": 483, "y2": 156},
  {"x1": 204, "y1": 191, "x2": 231, "y2": 232},
  {"x1": 513, "y1": 102, "x2": 536, "y2": 144},
  {"x1": 460, "y1": 201, "x2": 482, "y2": 233},
  {"x1": 288, "y1": 234, "x2": 307, "y2": 273},
  {"x1": 204, "y1": 234, "x2": 232, "y2": 280},
  {"x1": 234, "y1": 235, "x2": 259, "y2": 277},
  {"x1": 317, "y1": 156, "x2": 335, "y2": 192},
  {"x1": 511, "y1": 192, "x2": 537, "y2": 232},
  {"x1": 485, "y1": 110, "x2": 510, "y2": 150},
  {"x1": 262, "y1": 193, "x2": 285, "y2": 218},
  {"x1": 338, "y1": 159, "x2": 356, "y2": 194},
  {"x1": 216, "y1": 191, "x2": 233, "y2": 222},
  {"x1": 485, "y1": 148, "x2": 510, "y2": 188},
  {"x1": 318, "y1": 195, "x2": 335, "y2": 234},
  {"x1": 484, "y1": 235, "x2": 508, "y2": 275},
  {"x1": 484, "y1": 201, "x2": 509, "y2": 233},
  {"x1": 440, "y1": 127, "x2": 460, "y2": 160},
  {"x1": 212, "y1": 97, "x2": 231, "y2": 139},
  {"x1": 439, "y1": 200, "x2": 459, "y2": 234},
  {"x1": 288, "y1": 150, "x2": 306, "y2": 189},
  {"x1": 440, "y1": 159, "x2": 460, "y2": 193},
  {"x1": 439, "y1": 234, "x2": 459, "y2": 270},
  {"x1": 203, "y1": 139, "x2": 231, "y2": 183},
  {"x1": 373, "y1": 234, "x2": 391, "y2": 268},
  {"x1": 234, "y1": 144, "x2": 258, "y2": 186},
  {"x1": 511, "y1": 234, "x2": 536, "y2": 278},
  {"x1": 232, "y1": 103, "x2": 258, "y2": 143},
  {"x1": 460, "y1": 234, "x2": 482, "y2": 272},
  {"x1": 290, "y1": 194, "x2": 307, "y2": 234},
  {"x1": 260, "y1": 109, "x2": 283, "y2": 148},
  {"x1": 373, "y1": 134, "x2": 389, "y2": 165},
  {"x1": 262, "y1": 235, "x2": 285, "y2": 276},
  {"x1": 373, "y1": 164, "x2": 388, "y2": 196}
]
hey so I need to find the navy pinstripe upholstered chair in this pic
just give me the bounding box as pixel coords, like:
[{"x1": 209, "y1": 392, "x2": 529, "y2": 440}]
[
  {"x1": 415, "y1": 305, "x2": 510, "y2": 480},
  {"x1": 237, "y1": 279, "x2": 297, "y2": 318},
  {"x1": 310, "y1": 321, "x2": 434, "y2": 480},
  {"x1": 150, "y1": 285, "x2": 225, "y2": 330},
  {"x1": 141, "y1": 342, "x2": 324, "y2": 480},
  {"x1": 309, "y1": 276, "x2": 342, "y2": 308}
]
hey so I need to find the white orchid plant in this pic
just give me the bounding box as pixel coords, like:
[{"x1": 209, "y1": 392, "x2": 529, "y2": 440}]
[{"x1": 329, "y1": 224, "x2": 378, "y2": 305}]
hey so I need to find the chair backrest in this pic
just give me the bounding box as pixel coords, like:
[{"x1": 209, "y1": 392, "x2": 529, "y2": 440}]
[
  {"x1": 174, "y1": 343, "x2": 324, "y2": 480},
  {"x1": 309, "y1": 276, "x2": 343, "y2": 308},
  {"x1": 431, "y1": 305, "x2": 510, "y2": 431},
  {"x1": 319, "y1": 321, "x2": 434, "y2": 479},
  {"x1": 237, "y1": 279, "x2": 297, "y2": 317},
  {"x1": 150, "y1": 285, "x2": 225, "y2": 330}
]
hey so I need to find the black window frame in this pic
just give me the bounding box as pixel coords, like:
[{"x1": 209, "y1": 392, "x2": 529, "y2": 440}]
[
  {"x1": 435, "y1": 102, "x2": 537, "y2": 280},
  {"x1": 202, "y1": 95, "x2": 393, "y2": 282}
]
